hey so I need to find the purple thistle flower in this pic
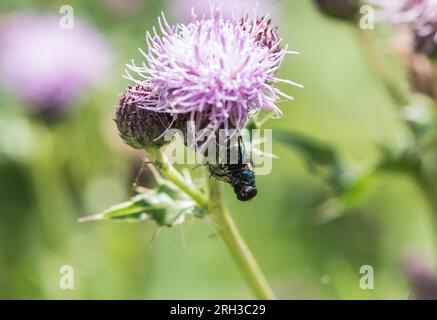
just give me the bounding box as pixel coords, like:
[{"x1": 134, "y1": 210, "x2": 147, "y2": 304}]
[
  {"x1": 240, "y1": 16, "x2": 281, "y2": 53},
  {"x1": 125, "y1": 7, "x2": 301, "y2": 140},
  {"x1": 404, "y1": 257, "x2": 437, "y2": 300},
  {"x1": 0, "y1": 14, "x2": 111, "y2": 121},
  {"x1": 373, "y1": 0, "x2": 437, "y2": 55}
]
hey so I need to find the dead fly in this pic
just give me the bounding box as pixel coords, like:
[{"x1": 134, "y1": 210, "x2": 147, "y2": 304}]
[{"x1": 207, "y1": 136, "x2": 257, "y2": 201}]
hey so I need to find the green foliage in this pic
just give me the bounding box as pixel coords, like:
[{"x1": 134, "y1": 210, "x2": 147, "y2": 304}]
[
  {"x1": 80, "y1": 181, "x2": 206, "y2": 226},
  {"x1": 1, "y1": 0, "x2": 437, "y2": 300}
]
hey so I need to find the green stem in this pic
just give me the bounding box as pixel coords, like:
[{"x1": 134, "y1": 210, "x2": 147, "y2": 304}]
[
  {"x1": 28, "y1": 124, "x2": 73, "y2": 249},
  {"x1": 207, "y1": 178, "x2": 276, "y2": 300},
  {"x1": 356, "y1": 26, "x2": 437, "y2": 249},
  {"x1": 145, "y1": 147, "x2": 276, "y2": 299},
  {"x1": 355, "y1": 27, "x2": 410, "y2": 107},
  {"x1": 146, "y1": 147, "x2": 208, "y2": 207}
]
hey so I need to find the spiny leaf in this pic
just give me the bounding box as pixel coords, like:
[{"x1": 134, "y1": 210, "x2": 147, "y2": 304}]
[{"x1": 79, "y1": 180, "x2": 205, "y2": 227}]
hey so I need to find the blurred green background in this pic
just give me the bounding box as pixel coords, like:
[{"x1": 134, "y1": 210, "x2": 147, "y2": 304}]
[{"x1": 0, "y1": 0, "x2": 435, "y2": 299}]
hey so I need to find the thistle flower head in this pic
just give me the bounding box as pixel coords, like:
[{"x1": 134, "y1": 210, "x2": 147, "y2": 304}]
[
  {"x1": 115, "y1": 85, "x2": 176, "y2": 149},
  {"x1": 0, "y1": 14, "x2": 111, "y2": 121},
  {"x1": 240, "y1": 16, "x2": 281, "y2": 53},
  {"x1": 125, "y1": 7, "x2": 300, "y2": 140},
  {"x1": 373, "y1": 0, "x2": 437, "y2": 55}
]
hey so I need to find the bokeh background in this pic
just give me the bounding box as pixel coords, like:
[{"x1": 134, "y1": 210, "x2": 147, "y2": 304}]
[{"x1": 0, "y1": 0, "x2": 436, "y2": 299}]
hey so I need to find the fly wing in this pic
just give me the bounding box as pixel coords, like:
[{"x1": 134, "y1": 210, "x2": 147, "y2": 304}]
[
  {"x1": 237, "y1": 135, "x2": 254, "y2": 167},
  {"x1": 207, "y1": 164, "x2": 232, "y2": 184}
]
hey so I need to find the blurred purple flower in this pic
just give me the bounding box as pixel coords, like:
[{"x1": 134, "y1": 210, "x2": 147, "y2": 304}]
[
  {"x1": 168, "y1": 0, "x2": 276, "y2": 23},
  {"x1": 373, "y1": 0, "x2": 437, "y2": 54},
  {"x1": 404, "y1": 257, "x2": 437, "y2": 300},
  {"x1": 0, "y1": 14, "x2": 111, "y2": 120},
  {"x1": 125, "y1": 7, "x2": 301, "y2": 141}
]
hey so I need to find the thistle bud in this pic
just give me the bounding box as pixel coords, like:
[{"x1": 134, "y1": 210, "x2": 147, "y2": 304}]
[
  {"x1": 392, "y1": 31, "x2": 437, "y2": 99},
  {"x1": 373, "y1": 0, "x2": 437, "y2": 57},
  {"x1": 409, "y1": 54, "x2": 436, "y2": 99},
  {"x1": 115, "y1": 85, "x2": 174, "y2": 149},
  {"x1": 314, "y1": 0, "x2": 360, "y2": 21},
  {"x1": 415, "y1": 31, "x2": 437, "y2": 57}
]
